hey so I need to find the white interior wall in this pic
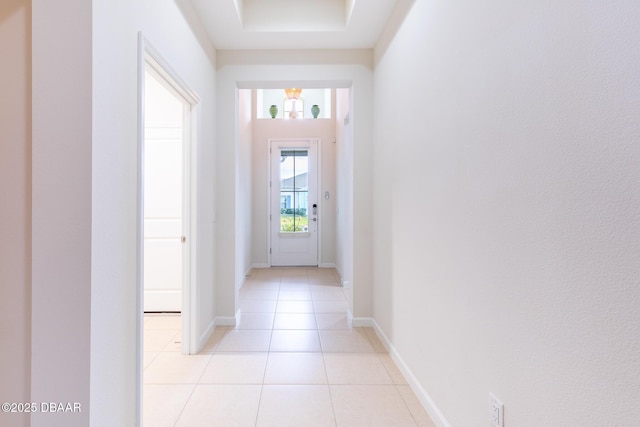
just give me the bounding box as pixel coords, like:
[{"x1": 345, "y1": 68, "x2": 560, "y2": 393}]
[
  {"x1": 373, "y1": 1, "x2": 640, "y2": 426},
  {"x1": 236, "y1": 88, "x2": 253, "y2": 306},
  {"x1": 216, "y1": 49, "x2": 373, "y2": 318},
  {"x1": 215, "y1": 70, "x2": 237, "y2": 319},
  {"x1": 335, "y1": 87, "x2": 352, "y2": 305},
  {"x1": 251, "y1": 110, "x2": 337, "y2": 267},
  {"x1": 0, "y1": 2, "x2": 30, "y2": 426},
  {"x1": 31, "y1": 1, "x2": 92, "y2": 426},
  {"x1": 90, "y1": 0, "x2": 217, "y2": 424}
]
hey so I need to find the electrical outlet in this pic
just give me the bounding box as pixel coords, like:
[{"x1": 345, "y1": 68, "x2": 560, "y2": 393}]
[{"x1": 490, "y1": 393, "x2": 504, "y2": 427}]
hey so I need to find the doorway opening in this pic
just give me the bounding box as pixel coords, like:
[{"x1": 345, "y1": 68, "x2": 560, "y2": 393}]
[
  {"x1": 143, "y1": 64, "x2": 187, "y2": 314},
  {"x1": 137, "y1": 34, "x2": 201, "y2": 426},
  {"x1": 237, "y1": 84, "x2": 353, "y2": 312},
  {"x1": 142, "y1": 51, "x2": 196, "y2": 354}
]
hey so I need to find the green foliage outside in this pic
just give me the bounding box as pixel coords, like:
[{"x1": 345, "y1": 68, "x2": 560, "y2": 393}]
[
  {"x1": 280, "y1": 214, "x2": 308, "y2": 232},
  {"x1": 280, "y1": 208, "x2": 307, "y2": 216}
]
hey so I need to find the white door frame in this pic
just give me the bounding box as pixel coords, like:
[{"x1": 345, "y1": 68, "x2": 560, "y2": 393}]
[
  {"x1": 268, "y1": 138, "x2": 322, "y2": 267},
  {"x1": 137, "y1": 32, "x2": 200, "y2": 424}
]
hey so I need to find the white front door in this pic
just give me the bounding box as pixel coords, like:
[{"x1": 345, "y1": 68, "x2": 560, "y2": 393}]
[
  {"x1": 270, "y1": 139, "x2": 319, "y2": 266},
  {"x1": 143, "y1": 67, "x2": 188, "y2": 312}
]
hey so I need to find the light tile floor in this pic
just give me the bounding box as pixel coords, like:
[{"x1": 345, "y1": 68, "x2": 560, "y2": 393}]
[{"x1": 144, "y1": 267, "x2": 436, "y2": 427}]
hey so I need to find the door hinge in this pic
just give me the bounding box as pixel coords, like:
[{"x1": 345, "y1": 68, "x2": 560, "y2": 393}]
[
  {"x1": 269, "y1": 214, "x2": 272, "y2": 220},
  {"x1": 181, "y1": 236, "x2": 186, "y2": 243},
  {"x1": 270, "y1": 248, "x2": 272, "y2": 254}
]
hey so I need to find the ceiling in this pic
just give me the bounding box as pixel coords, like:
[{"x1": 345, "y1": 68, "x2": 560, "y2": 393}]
[{"x1": 188, "y1": 0, "x2": 400, "y2": 50}]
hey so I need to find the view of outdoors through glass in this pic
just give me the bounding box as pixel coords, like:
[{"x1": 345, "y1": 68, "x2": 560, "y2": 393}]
[{"x1": 280, "y1": 150, "x2": 309, "y2": 232}]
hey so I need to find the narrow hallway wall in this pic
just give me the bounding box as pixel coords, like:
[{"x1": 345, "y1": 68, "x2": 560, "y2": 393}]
[
  {"x1": 90, "y1": 0, "x2": 217, "y2": 424},
  {"x1": 0, "y1": 2, "x2": 31, "y2": 425},
  {"x1": 373, "y1": 1, "x2": 640, "y2": 425}
]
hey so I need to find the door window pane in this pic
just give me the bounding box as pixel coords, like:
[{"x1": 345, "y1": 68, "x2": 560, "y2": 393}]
[{"x1": 280, "y1": 150, "x2": 309, "y2": 232}]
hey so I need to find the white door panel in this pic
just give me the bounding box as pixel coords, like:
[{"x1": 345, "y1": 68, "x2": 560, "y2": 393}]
[
  {"x1": 144, "y1": 239, "x2": 182, "y2": 287},
  {"x1": 143, "y1": 239, "x2": 182, "y2": 312},
  {"x1": 144, "y1": 218, "x2": 182, "y2": 237},
  {"x1": 280, "y1": 236, "x2": 311, "y2": 252},
  {"x1": 144, "y1": 138, "x2": 182, "y2": 216},
  {"x1": 143, "y1": 68, "x2": 185, "y2": 312}
]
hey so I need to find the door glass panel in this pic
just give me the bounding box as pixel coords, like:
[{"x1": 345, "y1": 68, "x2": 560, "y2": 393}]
[{"x1": 280, "y1": 150, "x2": 309, "y2": 232}]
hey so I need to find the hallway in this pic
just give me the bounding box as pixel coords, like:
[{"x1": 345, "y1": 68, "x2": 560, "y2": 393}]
[{"x1": 143, "y1": 267, "x2": 435, "y2": 426}]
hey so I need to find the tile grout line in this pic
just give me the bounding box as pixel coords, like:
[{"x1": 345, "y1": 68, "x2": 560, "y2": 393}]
[
  {"x1": 144, "y1": 312, "x2": 197, "y2": 427},
  {"x1": 397, "y1": 383, "x2": 422, "y2": 427},
  {"x1": 170, "y1": 381, "x2": 198, "y2": 427},
  {"x1": 322, "y1": 354, "x2": 340, "y2": 427},
  {"x1": 254, "y1": 272, "x2": 279, "y2": 427}
]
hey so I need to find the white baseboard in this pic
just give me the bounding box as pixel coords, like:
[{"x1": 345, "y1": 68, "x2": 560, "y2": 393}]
[
  {"x1": 194, "y1": 318, "x2": 216, "y2": 354},
  {"x1": 367, "y1": 319, "x2": 452, "y2": 427},
  {"x1": 250, "y1": 263, "x2": 270, "y2": 270},
  {"x1": 334, "y1": 264, "x2": 343, "y2": 278},
  {"x1": 332, "y1": 265, "x2": 349, "y2": 288},
  {"x1": 194, "y1": 315, "x2": 237, "y2": 354},
  {"x1": 215, "y1": 316, "x2": 236, "y2": 326},
  {"x1": 250, "y1": 263, "x2": 335, "y2": 270},
  {"x1": 351, "y1": 316, "x2": 374, "y2": 328},
  {"x1": 318, "y1": 263, "x2": 337, "y2": 268}
]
